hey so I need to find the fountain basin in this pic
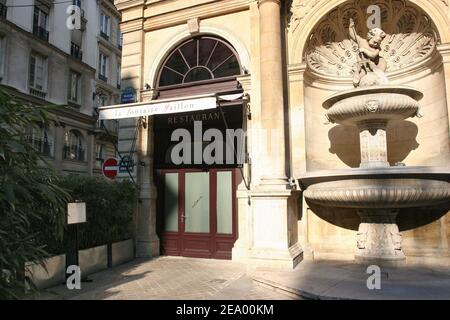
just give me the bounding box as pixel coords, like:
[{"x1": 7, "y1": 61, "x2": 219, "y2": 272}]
[
  {"x1": 299, "y1": 166, "x2": 450, "y2": 262},
  {"x1": 323, "y1": 85, "x2": 423, "y2": 126},
  {"x1": 300, "y1": 166, "x2": 450, "y2": 208}
]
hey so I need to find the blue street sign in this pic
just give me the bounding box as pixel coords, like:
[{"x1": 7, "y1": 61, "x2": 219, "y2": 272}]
[{"x1": 121, "y1": 88, "x2": 135, "y2": 104}]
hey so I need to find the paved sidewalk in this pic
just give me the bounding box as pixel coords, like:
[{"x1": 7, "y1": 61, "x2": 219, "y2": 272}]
[
  {"x1": 252, "y1": 260, "x2": 450, "y2": 300},
  {"x1": 36, "y1": 257, "x2": 297, "y2": 300}
]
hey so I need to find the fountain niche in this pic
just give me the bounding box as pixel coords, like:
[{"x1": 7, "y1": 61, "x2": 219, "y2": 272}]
[{"x1": 299, "y1": 19, "x2": 450, "y2": 263}]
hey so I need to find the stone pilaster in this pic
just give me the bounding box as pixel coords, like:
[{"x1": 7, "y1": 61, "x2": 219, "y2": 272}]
[
  {"x1": 232, "y1": 74, "x2": 252, "y2": 261},
  {"x1": 53, "y1": 124, "x2": 65, "y2": 171},
  {"x1": 136, "y1": 89, "x2": 160, "y2": 258},
  {"x1": 437, "y1": 43, "x2": 450, "y2": 138},
  {"x1": 86, "y1": 132, "x2": 95, "y2": 176}
]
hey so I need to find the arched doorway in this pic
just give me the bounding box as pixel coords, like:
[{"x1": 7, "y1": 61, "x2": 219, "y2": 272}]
[{"x1": 153, "y1": 35, "x2": 244, "y2": 259}]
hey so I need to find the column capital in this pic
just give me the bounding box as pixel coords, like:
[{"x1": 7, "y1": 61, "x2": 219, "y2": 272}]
[
  {"x1": 140, "y1": 89, "x2": 159, "y2": 102},
  {"x1": 237, "y1": 74, "x2": 252, "y2": 95},
  {"x1": 437, "y1": 43, "x2": 450, "y2": 63},
  {"x1": 288, "y1": 63, "x2": 307, "y2": 82},
  {"x1": 257, "y1": 0, "x2": 281, "y2": 8}
]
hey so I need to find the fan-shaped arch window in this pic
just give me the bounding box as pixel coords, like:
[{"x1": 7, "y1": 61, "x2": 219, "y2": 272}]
[{"x1": 158, "y1": 36, "x2": 241, "y2": 87}]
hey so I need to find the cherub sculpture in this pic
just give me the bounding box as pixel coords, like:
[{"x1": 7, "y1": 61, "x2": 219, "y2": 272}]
[{"x1": 349, "y1": 18, "x2": 388, "y2": 87}]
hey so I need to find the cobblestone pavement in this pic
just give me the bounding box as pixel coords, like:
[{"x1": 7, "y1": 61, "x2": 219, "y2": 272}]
[{"x1": 38, "y1": 257, "x2": 298, "y2": 300}]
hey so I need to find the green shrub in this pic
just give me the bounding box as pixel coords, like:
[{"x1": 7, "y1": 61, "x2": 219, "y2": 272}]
[{"x1": 58, "y1": 174, "x2": 137, "y2": 251}]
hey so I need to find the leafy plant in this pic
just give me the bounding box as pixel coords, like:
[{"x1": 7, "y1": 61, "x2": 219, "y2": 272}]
[
  {"x1": 0, "y1": 89, "x2": 137, "y2": 299},
  {"x1": 0, "y1": 89, "x2": 70, "y2": 299}
]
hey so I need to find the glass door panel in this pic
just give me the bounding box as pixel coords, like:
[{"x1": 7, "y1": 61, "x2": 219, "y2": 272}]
[
  {"x1": 216, "y1": 171, "x2": 233, "y2": 234},
  {"x1": 185, "y1": 172, "x2": 210, "y2": 233},
  {"x1": 164, "y1": 173, "x2": 179, "y2": 232}
]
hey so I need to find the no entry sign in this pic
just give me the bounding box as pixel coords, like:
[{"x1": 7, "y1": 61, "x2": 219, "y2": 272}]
[{"x1": 103, "y1": 158, "x2": 119, "y2": 180}]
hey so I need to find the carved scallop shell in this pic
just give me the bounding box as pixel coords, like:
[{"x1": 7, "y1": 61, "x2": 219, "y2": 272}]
[{"x1": 305, "y1": 0, "x2": 440, "y2": 77}]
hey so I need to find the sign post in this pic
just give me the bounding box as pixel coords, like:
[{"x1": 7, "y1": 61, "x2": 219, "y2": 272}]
[{"x1": 66, "y1": 201, "x2": 92, "y2": 282}]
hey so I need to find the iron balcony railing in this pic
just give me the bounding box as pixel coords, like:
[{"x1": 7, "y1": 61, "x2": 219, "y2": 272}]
[
  {"x1": 100, "y1": 31, "x2": 109, "y2": 41},
  {"x1": 98, "y1": 74, "x2": 108, "y2": 82},
  {"x1": 63, "y1": 145, "x2": 86, "y2": 161},
  {"x1": 29, "y1": 87, "x2": 47, "y2": 99},
  {"x1": 26, "y1": 137, "x2": 53, "y2": 157},
  {"x1": 70, "y1": 42, "x2": 83, "y2": 61},
  {"x1": 33, "y1": 25, "x2": 49, "y2": 42}
]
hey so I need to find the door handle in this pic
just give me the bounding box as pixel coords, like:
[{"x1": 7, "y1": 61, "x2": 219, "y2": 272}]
[{"x1": 181, "y1": 212, "x2": 187, "y2": 223}]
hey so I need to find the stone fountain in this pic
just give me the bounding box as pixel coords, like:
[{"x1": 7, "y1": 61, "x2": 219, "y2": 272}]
[{"x1": 299, "y1": 21, "x2": 450, "y2": 263}]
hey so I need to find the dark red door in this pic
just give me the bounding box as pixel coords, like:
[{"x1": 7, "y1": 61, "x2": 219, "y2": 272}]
[{"x1": 159, "y1": 169, "x2": 237, "y2": 259}]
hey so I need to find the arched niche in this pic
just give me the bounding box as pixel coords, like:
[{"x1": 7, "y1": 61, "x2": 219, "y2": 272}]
[{"x1": 300, "y1": 0, "x2": 449, "y2": 171}]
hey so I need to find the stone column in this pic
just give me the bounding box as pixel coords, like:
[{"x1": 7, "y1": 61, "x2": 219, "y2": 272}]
[
  {"x1": 258, "y1": 0, "x2": 287, "y2": 184},
  {"x1": 247, "y1": 0, "x2": 303, "y2": 270},
  {"x1": 136, "y1": 90, "x2": 160, "y2": 258}
]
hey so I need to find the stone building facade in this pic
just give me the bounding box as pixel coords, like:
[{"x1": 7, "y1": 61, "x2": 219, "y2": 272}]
[
  {"x1": 115, "y1": 0, "x2": 450, "y2": 268},
  {"x1": 0, "y1": 0, "x2": 122, "y2": 175}
]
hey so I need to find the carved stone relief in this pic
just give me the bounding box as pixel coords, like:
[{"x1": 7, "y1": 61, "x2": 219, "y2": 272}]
[{"x1": 302, "y1": 0, "x2": 440, "y2": 77}]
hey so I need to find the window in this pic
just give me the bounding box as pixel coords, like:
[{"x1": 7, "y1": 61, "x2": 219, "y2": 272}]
[
  {"x1": 71, "y1": 0, "x2": 84, "y2": 20},
  {"x1": 99, "y1": 94, "x2": 108, "y2": 107},
  {"x1": 33, "y1": 4, "x2": 49, "y2": 41},
  {"x1": 26, "y1": 126, "x2": 54, "y2": 157},
  {"x1": 0, "y1": 0, "x2": 6, "y2": 19},
  {"x1": 29, "y1": 52, "x2": 47, "y2": 92},
  {"x1": 64, "y1": 130, "x2": 85, "y2": 161},
  {"x1": 0, "y1": 36, "x2": 4, "y2": 78},
  {"x1": 117, "y1": 63, "x2": 121, "y2": 88},
  {"x1": 100, "y1": 13, "x2": 110, "y2": 39},
  {"x1": 158, "y1": 36, "x2": 241, "y2": 87},
  {"x1": 98, "y1": 52, "x2": 108, "y2": 81},
  {"x1": 118, "y1": 30, "x2": 123, "y2": 49},
  {"x1": 68, "y1": 70, "x2": 81, "y2": 103},
  {"x1": 95, "y1": 144, "x2": 105, "y2": 167}
]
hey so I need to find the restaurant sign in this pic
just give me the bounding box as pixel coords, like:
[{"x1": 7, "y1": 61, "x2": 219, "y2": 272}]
[{"x1": 98, "y1": 96, "x2": 217, "y2": 120}]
